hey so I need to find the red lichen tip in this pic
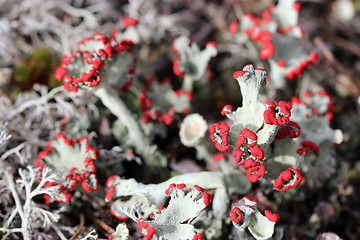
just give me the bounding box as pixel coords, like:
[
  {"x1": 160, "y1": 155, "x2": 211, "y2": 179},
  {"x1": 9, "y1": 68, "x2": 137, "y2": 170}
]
[
  {"x1": 193, "y1": 185, "x2": 204, "y2": 192},
  {"x1": 246, "y1": 163, "x2": 266, "y2": 182},
  {"x1": 301, "y1": 140, "x2": 319, "y2": 152},
  {"x1": 173, "y1": 59, "x2": 185, "y2": 77},
  {"x1": 239, "y1": 128, "x2": 258, "y2": 141},
  {"x1": 206, "y1": 41, "x2": 217, "y2": 49},
  {"x1": 221, "y1": 105, "x2": 233, "y2": 115},
  {"x1": 176, "y1": 183, "x2": 186, "y2": 189},
  {"x1": 165, "y1": 183, "x2": 176, "y2": 195},
  {"x1": 274, "y1": 168, "x2": 303, "y2": 192},
  {"x1": 228, "y1": 21, "x2": 239, "y2": 34},
  {"x1": 309, "y1": 51, "x2": 319, "y2": 64},
  {"x1": 230, "y1": 207, "x2": 243, "y2": 222},
  {"x1": 210, "y1": 122, "x2": 230, "y2": 152},
  {"x1": 277, "y1": 60, "x2": 286, "y2": 67},
  {"x1": 293, "y1": 2, "x2": 301, "y2": 11},
  {"x1": 265, "y1": 210, "x2": 280, "y2": 222},
  {"x1": 203, "y1": 192, "x2": 213, "y2": 206},
  {"x1": 232, "y1": 149, "x2": 244, "y2": 164},
  {"x1": 138, "y1": 218, "x2": 156, "y2": 239},
  {"x1": 242, "y1": 196, "x2": 258, "y2": 202},
  {"x1": 233, "y1": 70, "x2": 247, "y2": 79},
  {"x1": 264, "y1": 101, "x2": 292, "y2": 126},
  {"x1": 234, "y1": 196, "x2": 258, "y2": 205},
  {"x1": 262, "y1": 9, "x2": 271, "y2": 22},
  {"x1": 275, "y1": 121, "x2": 301, "y2": 140},
  {"x1": 268, "y1": 3, "x2": 276, "y2": 11},
  {"x1": 172, "y1": 37, "x2": 183, "y2": 57},
  {"x1": 260, "y1": 41, "x2": 274, "y2": 60},
  {"x1": 105, "y1": 185, "x2": 117, "y2": 202},
  {"x1": 122, "y1": 16, "x2": 139, "y2": 28},
  {"x1": 192, "y1": 233, "x2": 203, "y2": 240},
  {"x1": 36, "y1": 133, "x2": 99, "y2": 203},
  {"x1": 213, "y1": 153, "x2": 227, "y2": 162}
]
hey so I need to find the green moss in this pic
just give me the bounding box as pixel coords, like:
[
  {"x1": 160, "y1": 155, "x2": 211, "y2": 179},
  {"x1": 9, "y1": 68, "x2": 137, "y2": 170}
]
[
  {"x1": 32, "y1": 47, "x2": 52, "y2": 69},
  {"x1": 48, "y1": 75, "x2": 62, "y2": 89},
  {"x1": 356, "y1": 0, "x2": 360, "y2": 13},
  {"x1": 14, "y1": 63, "x2": 32, "y2": 85},
  {"x1": 11, "y1": 47, "x2": 60, "y2": 97}
]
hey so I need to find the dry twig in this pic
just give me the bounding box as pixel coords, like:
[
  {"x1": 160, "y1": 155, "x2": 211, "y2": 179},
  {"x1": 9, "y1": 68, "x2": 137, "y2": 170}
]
[
  {"x1": 69, "y1": 213, "x2": 85, "y2": 240},
  {"x1": 314, "y1": 37, "x2": 360, "y2": 97}
]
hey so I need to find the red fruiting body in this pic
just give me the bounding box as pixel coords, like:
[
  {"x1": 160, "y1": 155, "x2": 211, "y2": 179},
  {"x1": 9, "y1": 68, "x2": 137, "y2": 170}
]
[
  {"x1": 237, "y1": 135, "x2": 246, "y2": 148},
  {"x1": 192, "y1": 233, "x2": 203, "y2": 240},
  {"x1": 81, "y1": 178, "x2": 98, "y2": 192},
  {"x1": 233, "y1": 149, "x2": 245, "y2": 164},
  {"x1": 228, "y1": 21, "x2": 239, "y2": 34},
  {"x1": 221, "y1": 105, "x2": 233, "y2": 115},
  {"x1": 262, "y1": 9, "x2": 271, "y2": 22},
  {"x1": 278, "y1": 101, "x2": 292, "y2": 116},
  {"x1": 122, "y1": 16, "x2": 139, "y2": 28},
  {"x1": 246, "y1": 163, "x2": 267, "y2": 182},
  {"x1": 110, "y1": 204, "x2": 129, "y2": 221},
  {"x1": 165, "y1": 183, "x2": 177, "y2": 195},
  {"x1": 172, "y1": 37, "x2": 183, "y2": 56},
  {"x1": 286, "y1": 51, "x2": 317, "y2": 80},
  {"x1": 206, "y1": 41, "x2": 218, "y2": 55},
  {"x1": 264, "y1": 101, "x2": 292, "y2": 126},
  {"x1": 203, "y1": 192, "x2": 213, "y2": 206},
  {"x1": 173, "y1": 59, "x2": 185, "y2": 77},
  {"x1": 265, "y1": 210, "x2": 280, "y2": 222},
  {"x1": 138, "y1": 218, "x2": 156, "y2": 239},
  {"x1": 138, "y1": 78, "x2": 190, "y2": 125},
  {"x1": 55, "y1": 33, "x2": 135, "y2": 92},
  {"x1": 299, "y1": 90, "x2": 334, "y2": 121},
  {"x1": 250, "y1": 145, "x2": 264, "y2": 160},
  {"x1": 260, "y1": 43, "x2": 274, "y2": 60},
  {"x1": 274, "y1": 167, "x2": 303, "y2": 191},
  {"x1": 268, "y1": 3, "x2": 276, "y2": 11},
  {"x1": 176, "y1": 183, "x2": 186, "y2": 189},
  {"x1": 296, "y1": 147, "x2": 308, "y2": 156},
  {"x1": 210, "y1": 122, "x2": 230, "y2": 152},
  {"x1": 160, "y1": 77, "x2": 171, "y2": 84},
  {"x1": 239, "y1": 128, "x2": 258, "y2": 142},
  {"x1": 277, "y1": 60, "x2": 286, "y2": 67},
  {"x1": 309, "y1": 51, "x2": 318, "y2": 64},
  {"x1": 35, "y1": 133, "x2": 98, "y2": 203},
  {"x1": 235, "y1": 129, "x2": 259, "y2": 154},
  {"x1": 233, "y1": 70, "x2": 247, "y2": 79},
  {"x1": 185, "y1": 91, "x2": 193, "y2": 102},
  {"x1": 232, "y1": 128, "x2": 266, "y2": 182},
  {"x1": 105, "y1": 184, "x2": 118, "y2": 202},
  {"x1": 297, "y1": 140, "x2": 319, "y2": 155},
  {"x1": 241, "y1": 196, "x2": 258, "y2": 203},
  {"x1": 301, "y1": 140, "x2": 319, "y2": 151},
  {"x1": 243, "y1": 25, "x2": 274, "y2": 60},
  {"x1": 293, "y1": 2, "x2": 301, "y2": 11},
  {"x1": 275, "y1": 121, "x2": 301, "y2": 139},
  {"x1": 240, "y1": 159, "x2": 258, "y2": 169},
  {"x1": 291, "y1": 96, "x2": 307, "y2": 105},
  {"x1": 194, "y1": 185, "x2": 204, "y2": 192},
  {"x1": 243, "y1": 205, "x2": 256, "y2": 211},
  {"x1": 230, "y1": 207, "x2": 243, "y2": 223},
  {"x1": 213, "y1": 153, "x2": 227, "y2": 162}
]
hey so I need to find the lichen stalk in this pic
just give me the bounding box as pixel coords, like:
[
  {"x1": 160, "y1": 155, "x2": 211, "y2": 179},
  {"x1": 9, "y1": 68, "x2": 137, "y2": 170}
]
[{"x1": 93, "y1": 85, "x2": 153, "y2": 157}]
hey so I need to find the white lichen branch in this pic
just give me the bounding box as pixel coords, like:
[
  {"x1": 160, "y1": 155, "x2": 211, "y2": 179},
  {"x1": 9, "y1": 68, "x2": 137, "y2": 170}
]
[{"x1": 1, "y1": 166, "x2": 62, "y2": 240}]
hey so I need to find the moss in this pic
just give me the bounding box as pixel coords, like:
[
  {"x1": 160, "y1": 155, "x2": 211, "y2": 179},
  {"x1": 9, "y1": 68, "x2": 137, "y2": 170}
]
[{"x1": 12, "y1": 47, "x2": 59, "y2": 95}]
